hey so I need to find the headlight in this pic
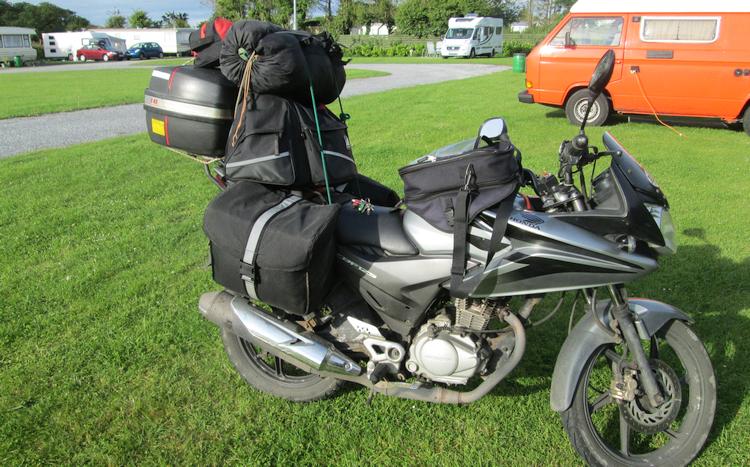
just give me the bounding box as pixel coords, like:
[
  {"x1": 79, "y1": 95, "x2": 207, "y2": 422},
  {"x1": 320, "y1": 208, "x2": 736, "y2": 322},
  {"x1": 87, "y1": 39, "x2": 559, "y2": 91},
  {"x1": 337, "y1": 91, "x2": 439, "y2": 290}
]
[{"x1": 645, "y1": 204, "x2": 676, "y2": 255}]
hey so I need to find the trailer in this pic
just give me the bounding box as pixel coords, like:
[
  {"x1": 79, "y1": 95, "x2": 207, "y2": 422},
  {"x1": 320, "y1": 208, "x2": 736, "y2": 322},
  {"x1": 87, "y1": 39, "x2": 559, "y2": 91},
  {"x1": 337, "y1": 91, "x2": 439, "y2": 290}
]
[
  {"x1": 0, "y1": 27, "x2": 36, "y2": 66},
  {"x1": 42, "y1": 31, "x2": 126, "y2": 60},
  {"x1": 93, "y1": 28, "x2": 194, "y2": 55}
]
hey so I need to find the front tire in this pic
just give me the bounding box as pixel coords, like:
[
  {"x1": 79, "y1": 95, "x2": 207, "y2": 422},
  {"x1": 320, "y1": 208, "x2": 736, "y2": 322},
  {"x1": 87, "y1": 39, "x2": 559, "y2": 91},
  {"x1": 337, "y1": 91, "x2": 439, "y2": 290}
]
[
  {"x1": 102, "y1": 54, "x2": 109, "y2": 62},
  {"x1": 79, "y1": 54, "x2": 86, "y2": 62},
  {"x1": 561, "y1": 320, "x2": 716, "y2": 466},
  {"x1": 221, "y1": 329, "x2": 341, "y2": 402},
  {"x1": 742, "y1": 106, "x2": 750, "y2": 136},
  {"x1": 565, "y1": 89, "x2": 610, "y2": 126}
]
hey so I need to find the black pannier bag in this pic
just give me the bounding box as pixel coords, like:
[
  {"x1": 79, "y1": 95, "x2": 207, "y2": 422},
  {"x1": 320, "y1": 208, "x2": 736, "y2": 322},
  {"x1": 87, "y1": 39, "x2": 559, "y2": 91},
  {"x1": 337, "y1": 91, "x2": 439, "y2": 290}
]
[
  {"x1": 189, "y1": 17, "x2": 235, "y2": 68},
  {"x1": 399, "y1": 140, "x2": 521, "y2": 232},
  {"x1": 144, "y1": 66, "x2": 238, "y2": 157},
  {"x1": 224, "y1": 93, "x2": 357, "y2": 187},
  {"x1": 203, "y1": 181, "x2": 340, "y2": 316}
]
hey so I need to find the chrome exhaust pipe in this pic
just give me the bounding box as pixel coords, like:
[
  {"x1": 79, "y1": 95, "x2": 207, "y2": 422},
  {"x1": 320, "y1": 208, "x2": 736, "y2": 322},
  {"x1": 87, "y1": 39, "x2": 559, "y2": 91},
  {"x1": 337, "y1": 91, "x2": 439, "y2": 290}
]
[{"x1": 198, "y1": 291, "x2": 361, "y2": 377}]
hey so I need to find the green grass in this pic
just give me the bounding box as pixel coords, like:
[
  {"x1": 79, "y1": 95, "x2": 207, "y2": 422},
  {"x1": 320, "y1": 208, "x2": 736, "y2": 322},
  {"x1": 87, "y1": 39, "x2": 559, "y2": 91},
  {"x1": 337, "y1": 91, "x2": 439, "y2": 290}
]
[
  {"x1": 129, "y1": 57, "x2": 194, "y2": 67},
  {"x1": 0, "y1": 69, "x2": 154, "y2": 119},
  {"x1": 0, "y1": 67, "x2": 389, "y2": 120},
  {"x1": 1, "y1": 71, "x2": 748, "y2": 464}
]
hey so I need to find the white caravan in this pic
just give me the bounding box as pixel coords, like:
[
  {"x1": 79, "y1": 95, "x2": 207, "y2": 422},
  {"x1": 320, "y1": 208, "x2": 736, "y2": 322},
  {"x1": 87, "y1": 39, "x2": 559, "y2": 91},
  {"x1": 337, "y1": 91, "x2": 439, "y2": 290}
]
[
  {"x1": 0, "y1": 27, "x2": 36, "y2": 65},
  {"x1": 42, "y1": 31, "x2": 126, "y2": 60},
  {"x1": 441, "y1": 15, "x2": 504, "y2": 58},
  {"x1": 94, "y1": 28, "x2": 193, "y2": 55}
]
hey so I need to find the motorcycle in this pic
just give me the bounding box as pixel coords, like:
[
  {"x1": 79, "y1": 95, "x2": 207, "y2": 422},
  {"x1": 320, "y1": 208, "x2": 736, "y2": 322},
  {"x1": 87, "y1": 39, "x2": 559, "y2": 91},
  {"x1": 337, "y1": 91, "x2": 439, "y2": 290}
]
[{"x1": 197, "y1": 50, "x2": 716, "y2": 465}]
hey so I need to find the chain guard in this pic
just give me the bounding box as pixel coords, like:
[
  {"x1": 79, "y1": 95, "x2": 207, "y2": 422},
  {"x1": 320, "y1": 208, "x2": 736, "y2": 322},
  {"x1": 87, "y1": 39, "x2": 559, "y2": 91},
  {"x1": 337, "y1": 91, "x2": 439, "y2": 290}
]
[{"x1": 619, "y1": 359, "x2": 682, "y2": 434}]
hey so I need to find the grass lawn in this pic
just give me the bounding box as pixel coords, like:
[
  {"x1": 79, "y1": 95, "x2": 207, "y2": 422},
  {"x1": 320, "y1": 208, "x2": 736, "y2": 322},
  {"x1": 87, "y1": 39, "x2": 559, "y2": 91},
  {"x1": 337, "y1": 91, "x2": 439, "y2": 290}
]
[
  {"x1": 346, "y1": 56, "x2": 514, "y2": 66},
  {"x1": 1, "y1": 71, "x2": 748, "y2": 464},
  {"x1": 0, "y1": 67, "x2": 389, "y2": 120}
]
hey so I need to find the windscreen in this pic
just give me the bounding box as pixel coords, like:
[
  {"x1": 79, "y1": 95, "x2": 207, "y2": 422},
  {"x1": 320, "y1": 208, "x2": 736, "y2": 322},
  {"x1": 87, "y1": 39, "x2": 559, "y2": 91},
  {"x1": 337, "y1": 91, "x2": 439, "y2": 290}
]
[{"x1": 445, "y1": 28, "x2": 473, "y2": 39}]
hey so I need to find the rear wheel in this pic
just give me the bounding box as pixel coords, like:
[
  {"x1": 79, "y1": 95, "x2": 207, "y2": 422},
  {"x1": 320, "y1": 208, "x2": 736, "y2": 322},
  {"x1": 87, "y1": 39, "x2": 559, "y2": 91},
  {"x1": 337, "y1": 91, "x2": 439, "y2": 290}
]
[
  {"x1": 139, "y1": 52, "x2": 146, "y2": 60},
  {"x1": 221, "y1": 328, "x2": 341, "y2": 402},
  {"x1": 743, "y1": 107, "x2": 750, "y2": 136},
  {"x1": 565, "y1": 89, "x2": 610, "y2": 126},
  {"x1": 159, "y1": 52, "x2": 164, "y2": 59},
  {"x1": 561, "y1": 320, "x2": 716, "y2": 466},
  {"x1": 102, "y1": 54, "x2": 109, "y2": 62},
  {"x1": 79, "y1": 54, "x2": 86, "y2": 62}
]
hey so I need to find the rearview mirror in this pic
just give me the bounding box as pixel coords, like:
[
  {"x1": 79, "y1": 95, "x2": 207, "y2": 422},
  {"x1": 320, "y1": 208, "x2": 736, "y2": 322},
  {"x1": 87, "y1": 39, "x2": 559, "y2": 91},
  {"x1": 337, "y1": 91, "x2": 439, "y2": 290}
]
[
  {"x1": 588, "y1": 49, "x2": 616, "y2": 96},
  {"x1": 475, "y1": 118, "x2": 507, "y2": 148}
]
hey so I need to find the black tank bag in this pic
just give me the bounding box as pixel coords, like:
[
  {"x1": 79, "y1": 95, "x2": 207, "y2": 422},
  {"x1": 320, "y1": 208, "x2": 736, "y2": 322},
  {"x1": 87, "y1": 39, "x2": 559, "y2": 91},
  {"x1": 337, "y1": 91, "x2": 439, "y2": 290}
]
[
  {"x1": 203, "y1": 181, "x2": 340, "y2": 316},
  {"x1": 399, "y1": 140, "x2": 522, "y2": 297}
]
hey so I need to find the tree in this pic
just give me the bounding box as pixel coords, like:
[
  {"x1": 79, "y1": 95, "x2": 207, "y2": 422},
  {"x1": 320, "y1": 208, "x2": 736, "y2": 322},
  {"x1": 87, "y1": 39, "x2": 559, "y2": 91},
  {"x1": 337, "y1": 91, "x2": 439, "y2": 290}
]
[
  {"x1": 372, "y1": 0, "x2": 396, "y2": 32},
  {"x1": 214, "y1": 0, "x2": 312, "y2": 27},
  {"x1": 162, "y1": 11, "x2": 190, "y2": 28},
  {"x1": 129, "y1": 9, "x2": 158, "y2": 28},
  {"x1": 105, "y1": 14, "x2": 126, "y2": 28},
  {"x1": 0, "y1": 1, "x2": 91, "y2": 33},
  {"x1": 396, "y1": 0, "x2": 490, "y2": 38},
  {"x1": 488, "y1": 0, "x2": 521, "y2": 25}
]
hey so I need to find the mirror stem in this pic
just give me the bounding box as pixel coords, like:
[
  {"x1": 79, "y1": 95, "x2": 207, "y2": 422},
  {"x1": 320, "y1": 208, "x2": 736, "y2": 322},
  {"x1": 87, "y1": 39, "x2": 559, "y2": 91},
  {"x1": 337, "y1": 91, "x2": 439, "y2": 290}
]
[{"x1": 579, "y1": 93, "x2": 595, "y2": 134}]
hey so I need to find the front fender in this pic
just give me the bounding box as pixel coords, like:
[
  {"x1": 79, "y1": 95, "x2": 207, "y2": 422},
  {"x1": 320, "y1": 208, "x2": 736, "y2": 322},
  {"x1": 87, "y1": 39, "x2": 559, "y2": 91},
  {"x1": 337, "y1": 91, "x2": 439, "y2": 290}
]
[{"x1": 549, "y1": 298, "x2": 691, "y2": 412}]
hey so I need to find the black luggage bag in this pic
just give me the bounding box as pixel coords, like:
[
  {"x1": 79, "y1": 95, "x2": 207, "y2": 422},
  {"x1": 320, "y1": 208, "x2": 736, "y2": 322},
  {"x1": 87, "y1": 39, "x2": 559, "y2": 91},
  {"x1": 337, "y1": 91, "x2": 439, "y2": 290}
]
[
  {"x1": 203, "y1": 181, "x2": 340, "y2": 316},
  {"x1": 224, "y1": 93, "x2": 357, "y2": 188},
  {"x1": 145, "y1": 66, "x2": 238, "y2": 157},
  {"x1": 398, "y1": 140, "x2": 521, "y2": 232}
]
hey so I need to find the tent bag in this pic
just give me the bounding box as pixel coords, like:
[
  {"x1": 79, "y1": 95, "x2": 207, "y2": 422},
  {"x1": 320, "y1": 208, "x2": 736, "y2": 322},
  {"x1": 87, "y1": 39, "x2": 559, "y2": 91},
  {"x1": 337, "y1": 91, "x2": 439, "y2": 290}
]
[
  {"x1": 144, "y1": 66, "x2": 238, "y2": 157},
  {"x1": 219, "y1": 20, "x2": 284, "y2": 83},
  {"x1": 189, "y1": 17, "x2": 234, "y2": 68},
  {"x1": 398, "y1": 141, "x2": 521, "y2": 232},
  {"x1": 224, "y1": 93, "x2": 356, "y2": 187},
  {"x1": 203, "y1": 181, "x2": 340, "y2": 316}
]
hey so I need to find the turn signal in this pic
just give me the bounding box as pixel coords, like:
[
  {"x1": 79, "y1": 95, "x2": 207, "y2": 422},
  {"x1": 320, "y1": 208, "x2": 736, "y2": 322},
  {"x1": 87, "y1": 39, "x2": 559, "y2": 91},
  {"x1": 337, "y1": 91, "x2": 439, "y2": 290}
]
[{"x1": 526, "y1": 80, "x2": 533, "y2": 88}]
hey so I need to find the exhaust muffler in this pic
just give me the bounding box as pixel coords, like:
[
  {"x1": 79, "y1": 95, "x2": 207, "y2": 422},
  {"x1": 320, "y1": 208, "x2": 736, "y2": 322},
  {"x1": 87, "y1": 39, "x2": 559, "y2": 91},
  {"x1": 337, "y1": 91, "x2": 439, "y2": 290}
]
[{"x1": 198, "y1": 291, "x2": 361, "y2": 377}]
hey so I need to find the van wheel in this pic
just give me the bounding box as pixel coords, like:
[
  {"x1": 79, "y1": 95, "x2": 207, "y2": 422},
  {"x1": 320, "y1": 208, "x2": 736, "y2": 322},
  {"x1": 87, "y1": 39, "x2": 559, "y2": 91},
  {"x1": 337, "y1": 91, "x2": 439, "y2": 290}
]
[
  {"x1": 566, "y1": 89, "x2": 610, "y2": 126},
  {"x1": 743, "y1": 107, "x2": 750, "y2": 136}
]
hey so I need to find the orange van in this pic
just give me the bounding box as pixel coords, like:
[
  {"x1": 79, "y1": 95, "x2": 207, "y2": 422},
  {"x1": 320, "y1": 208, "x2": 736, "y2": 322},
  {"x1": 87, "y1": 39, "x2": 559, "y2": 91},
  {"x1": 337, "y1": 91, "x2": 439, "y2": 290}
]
[{"x1": 518, "y1": 0, "x2": 750, "y2": 134}]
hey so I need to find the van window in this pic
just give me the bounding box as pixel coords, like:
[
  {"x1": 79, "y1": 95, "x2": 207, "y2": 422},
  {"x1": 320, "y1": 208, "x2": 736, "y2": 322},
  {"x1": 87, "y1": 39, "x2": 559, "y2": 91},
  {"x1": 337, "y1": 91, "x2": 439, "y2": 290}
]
[
  {"x1": 446, "y1": 28, "x2": 472, "y2": 39},
  {"x1": 0, "y1": 36, "x2": 3, "y2": 48},
  {"x1": 641, "y1": 17, "x2": 719, "y2": 43},
  {"x1": 495, "y1": 26, "x2": 503, "y2": 35},
  {"x1": 1, "y1": 34, "x2": 28, "y2": 48},
  {"x1": 550, "y1": 17, "x2": 624, "y2": 47}
]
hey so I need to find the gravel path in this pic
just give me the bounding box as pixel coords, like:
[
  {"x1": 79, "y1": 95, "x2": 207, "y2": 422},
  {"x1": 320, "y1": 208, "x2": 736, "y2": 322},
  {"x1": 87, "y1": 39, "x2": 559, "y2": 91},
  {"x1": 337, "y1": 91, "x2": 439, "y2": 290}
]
[{"x1": 0, "y1": 63, "x2": 508, "y2": 158}]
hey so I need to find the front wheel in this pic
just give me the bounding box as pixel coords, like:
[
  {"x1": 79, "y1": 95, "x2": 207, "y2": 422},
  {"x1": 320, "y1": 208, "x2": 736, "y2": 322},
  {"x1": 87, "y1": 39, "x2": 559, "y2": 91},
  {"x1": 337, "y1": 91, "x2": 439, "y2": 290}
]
[
  {"x1": 102, "y1": 54, "x2": 109, "y2": 62},
  {"x1": 742, "y1": 106, "x2": 750, "y2": 136},
  {"x1": 221, "y1": 329, "x2": 341, "y2": 402},
  {"x1": 562, "y1": 320, "x2": 716, "y2": 466},
  {"x1": 565, "y1": 89, "x2": 610, "y2": 126}
]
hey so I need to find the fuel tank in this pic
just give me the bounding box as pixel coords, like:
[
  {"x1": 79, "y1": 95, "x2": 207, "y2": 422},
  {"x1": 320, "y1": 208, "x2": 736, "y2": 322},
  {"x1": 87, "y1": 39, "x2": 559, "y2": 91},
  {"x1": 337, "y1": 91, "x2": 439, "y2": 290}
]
[{"x1": 401, "y1": 197, "x2": 658, "y2": 297}]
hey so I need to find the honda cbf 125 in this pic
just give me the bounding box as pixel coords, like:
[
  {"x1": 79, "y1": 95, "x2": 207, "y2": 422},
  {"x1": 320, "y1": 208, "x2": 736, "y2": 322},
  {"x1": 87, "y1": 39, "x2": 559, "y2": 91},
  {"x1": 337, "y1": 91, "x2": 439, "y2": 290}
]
[{"x1": 189, "y1": 51, "x2": 716, "y2": 465}]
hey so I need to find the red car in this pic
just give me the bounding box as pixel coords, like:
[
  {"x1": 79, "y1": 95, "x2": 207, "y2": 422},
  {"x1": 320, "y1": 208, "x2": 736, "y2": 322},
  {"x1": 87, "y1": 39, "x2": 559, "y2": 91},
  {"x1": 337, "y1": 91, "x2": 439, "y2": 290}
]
[{"x1": 75, "y1": 44, "x2": 123, "y2": 62}]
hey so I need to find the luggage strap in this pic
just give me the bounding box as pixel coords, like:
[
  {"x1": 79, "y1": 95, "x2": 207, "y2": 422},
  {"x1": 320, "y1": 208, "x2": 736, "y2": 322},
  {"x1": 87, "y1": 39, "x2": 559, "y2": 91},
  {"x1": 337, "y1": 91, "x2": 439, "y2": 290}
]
[
  {"x1": 241, "y1": 195, "x2": 302, "y2": 299},
  {"x1": 450, "y1": 165, "x2": 517, "y2": 298}
]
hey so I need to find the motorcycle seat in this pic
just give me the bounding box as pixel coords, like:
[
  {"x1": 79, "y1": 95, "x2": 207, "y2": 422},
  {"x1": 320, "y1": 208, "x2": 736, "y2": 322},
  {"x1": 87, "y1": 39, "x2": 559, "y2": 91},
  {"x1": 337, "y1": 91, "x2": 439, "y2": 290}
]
[{"x1": 337, "y1": 204, "x2": 418, "y2": 256}]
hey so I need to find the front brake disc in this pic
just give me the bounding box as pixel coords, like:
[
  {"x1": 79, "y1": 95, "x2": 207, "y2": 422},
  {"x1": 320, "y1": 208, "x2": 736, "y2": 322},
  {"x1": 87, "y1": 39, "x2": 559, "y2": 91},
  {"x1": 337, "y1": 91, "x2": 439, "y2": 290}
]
[{"x1": 619, "y1": 359, "x2": 683, "y2": 434}]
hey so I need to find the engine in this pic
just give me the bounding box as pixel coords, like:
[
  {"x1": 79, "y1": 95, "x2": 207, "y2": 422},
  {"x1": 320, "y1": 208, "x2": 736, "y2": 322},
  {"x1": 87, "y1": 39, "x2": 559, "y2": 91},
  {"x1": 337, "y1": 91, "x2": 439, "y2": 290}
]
[{"x1": 405, "y1": 299, "x2": 502, "y2": 385}]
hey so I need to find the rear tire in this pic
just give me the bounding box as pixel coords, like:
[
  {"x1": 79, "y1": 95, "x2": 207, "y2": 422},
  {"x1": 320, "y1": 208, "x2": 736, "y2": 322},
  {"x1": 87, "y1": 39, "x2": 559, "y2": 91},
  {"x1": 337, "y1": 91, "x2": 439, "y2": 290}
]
[
  {"x1": 159, "y1": 52, "x2": 164, "y2": 59},
  {"x1": 79, "y1": 54, "x2": 86, "y2": 62},
  {"x1": 102, "y1": 55, "x2": 109, "y2": 62},
  {"x1": 565, "y1": 89, "x2": 610, "y2": 126},
  {"x1": 221, "y1": 329, "x2": 341, "y2": 402},
  {"x1": 743, "y1": 107, "x2": 750, "y2": 136},
  {"x1": 140, "y1": 52, "x2": 146, "y2": 60}
]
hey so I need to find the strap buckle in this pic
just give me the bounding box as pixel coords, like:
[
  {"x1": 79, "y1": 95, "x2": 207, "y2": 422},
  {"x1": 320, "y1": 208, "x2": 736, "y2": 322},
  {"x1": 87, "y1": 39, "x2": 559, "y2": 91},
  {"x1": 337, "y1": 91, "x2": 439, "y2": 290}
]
[{"x1": 463, "y1": 164, "x2": 478, "y2": 192}]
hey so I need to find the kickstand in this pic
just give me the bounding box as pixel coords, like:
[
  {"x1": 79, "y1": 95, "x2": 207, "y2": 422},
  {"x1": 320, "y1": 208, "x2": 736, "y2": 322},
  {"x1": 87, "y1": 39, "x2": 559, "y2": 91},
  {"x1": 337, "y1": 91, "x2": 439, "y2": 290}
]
[{"x1": 366, "y1": 388, "x2": 377, "y2": 406}]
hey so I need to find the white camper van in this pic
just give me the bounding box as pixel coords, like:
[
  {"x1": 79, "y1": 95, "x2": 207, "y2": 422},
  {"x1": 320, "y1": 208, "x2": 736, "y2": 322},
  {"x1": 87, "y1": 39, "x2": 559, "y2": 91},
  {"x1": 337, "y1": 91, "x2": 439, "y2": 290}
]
[
  {"x1": 0, "y1": 27, "x2": 36, "y2": 66},
  {"x1": 441, "y1": 15, "x2": 504, "y2": 58},
  {"x1": 42, "y1": 31, "x2": 126, "y2": 60}
]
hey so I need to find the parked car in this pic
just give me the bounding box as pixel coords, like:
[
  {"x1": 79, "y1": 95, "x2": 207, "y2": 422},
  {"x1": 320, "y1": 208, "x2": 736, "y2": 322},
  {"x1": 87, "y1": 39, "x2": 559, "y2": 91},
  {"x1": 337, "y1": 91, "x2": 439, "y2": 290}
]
[
  {"x1": 75, "y1": 44, "x2": 123, "y2": 62},
  {"x1": 518, "y1": 0, "x2": 750, "y2": 134},
  {"x1": 127, "y1": 42, "x2": 164, "y2": 60}
]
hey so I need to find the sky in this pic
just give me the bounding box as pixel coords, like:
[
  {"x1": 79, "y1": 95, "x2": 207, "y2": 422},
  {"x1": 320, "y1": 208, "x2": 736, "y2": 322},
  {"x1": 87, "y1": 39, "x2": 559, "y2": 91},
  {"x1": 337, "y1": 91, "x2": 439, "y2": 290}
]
[{"x1": 29, "y1": 1, "x2": 215, "y2": 27}]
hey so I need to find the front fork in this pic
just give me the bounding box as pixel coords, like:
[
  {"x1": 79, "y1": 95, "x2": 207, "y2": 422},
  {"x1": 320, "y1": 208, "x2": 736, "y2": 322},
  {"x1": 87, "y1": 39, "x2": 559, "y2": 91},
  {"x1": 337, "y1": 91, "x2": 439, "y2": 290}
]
[{"x1": 607, "y1": 284, "x2": 665, "y2": 407}]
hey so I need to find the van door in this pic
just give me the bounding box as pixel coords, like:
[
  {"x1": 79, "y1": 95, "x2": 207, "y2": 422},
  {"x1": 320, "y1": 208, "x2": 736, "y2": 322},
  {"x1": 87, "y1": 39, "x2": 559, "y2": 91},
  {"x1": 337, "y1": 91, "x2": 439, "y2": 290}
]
[
  {"x1": 617, "y1": 14, "x2": 741, "y2": 120},
  {"x1": 538, "y1": 15, "x2": 626, "y2": 106}
]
